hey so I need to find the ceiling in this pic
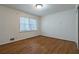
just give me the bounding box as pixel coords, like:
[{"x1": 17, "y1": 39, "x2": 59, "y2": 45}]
[{"x1": 3, "y1": 4, "x2": 76, "y2": 16}]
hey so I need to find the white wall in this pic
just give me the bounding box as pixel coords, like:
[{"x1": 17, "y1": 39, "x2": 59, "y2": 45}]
[
  {"x1": 0, "y1": 6, "x2": 41, "y2": 45},
  {"x1": 41, "y1": 9, "x2": 78, "y2": 44}
]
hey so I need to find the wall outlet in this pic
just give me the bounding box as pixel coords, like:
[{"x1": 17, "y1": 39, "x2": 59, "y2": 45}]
[{"x1": 10, "y1": 38, "x2": 14, "y2": 41}]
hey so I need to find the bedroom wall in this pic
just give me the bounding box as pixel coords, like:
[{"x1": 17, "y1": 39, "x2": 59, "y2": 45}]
[
  {"x1": 0, "y1": 6, "x2": 41, "y2": 45},
  {"x1": 41, "y1": 9, "x2": 78, "y2": 45}
]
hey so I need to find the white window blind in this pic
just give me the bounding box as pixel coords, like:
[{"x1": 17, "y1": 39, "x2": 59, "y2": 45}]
[{"x1": 20, "y1": 16, "x2": 37, "y2": 32}]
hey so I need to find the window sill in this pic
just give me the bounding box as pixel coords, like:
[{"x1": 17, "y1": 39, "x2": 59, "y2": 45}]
[{"x1": 19, "y1": 30, "x2": 38, "y2": 33}]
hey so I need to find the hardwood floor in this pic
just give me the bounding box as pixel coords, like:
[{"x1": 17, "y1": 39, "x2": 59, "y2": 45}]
[{"x1": 0, "y1": 35, "x2": 77, "y2": 54}]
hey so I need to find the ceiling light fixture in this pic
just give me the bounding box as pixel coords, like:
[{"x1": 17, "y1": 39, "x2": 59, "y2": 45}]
[{"x1": 35, "y1": 4, "x2": 43, "y2": 9}]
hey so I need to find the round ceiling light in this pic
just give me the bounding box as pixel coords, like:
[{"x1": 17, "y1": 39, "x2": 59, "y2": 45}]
[{"x1": 35, "y1": 4, "x2": 43, "y2": 9}]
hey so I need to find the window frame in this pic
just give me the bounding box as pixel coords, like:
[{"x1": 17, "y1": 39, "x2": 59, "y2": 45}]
[{"x1": 19, "y1": 16, "x2": 38, "y2": 32}]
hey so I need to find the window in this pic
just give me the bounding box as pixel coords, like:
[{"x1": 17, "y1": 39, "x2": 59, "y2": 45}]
[{"x1": 20, "y1": 16, "x2": 37, "y2": 32}]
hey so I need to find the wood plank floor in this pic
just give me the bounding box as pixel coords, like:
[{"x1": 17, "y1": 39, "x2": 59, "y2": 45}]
[{"x1": 0, "y1": 35, "x2": 77, "y2": 54}]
